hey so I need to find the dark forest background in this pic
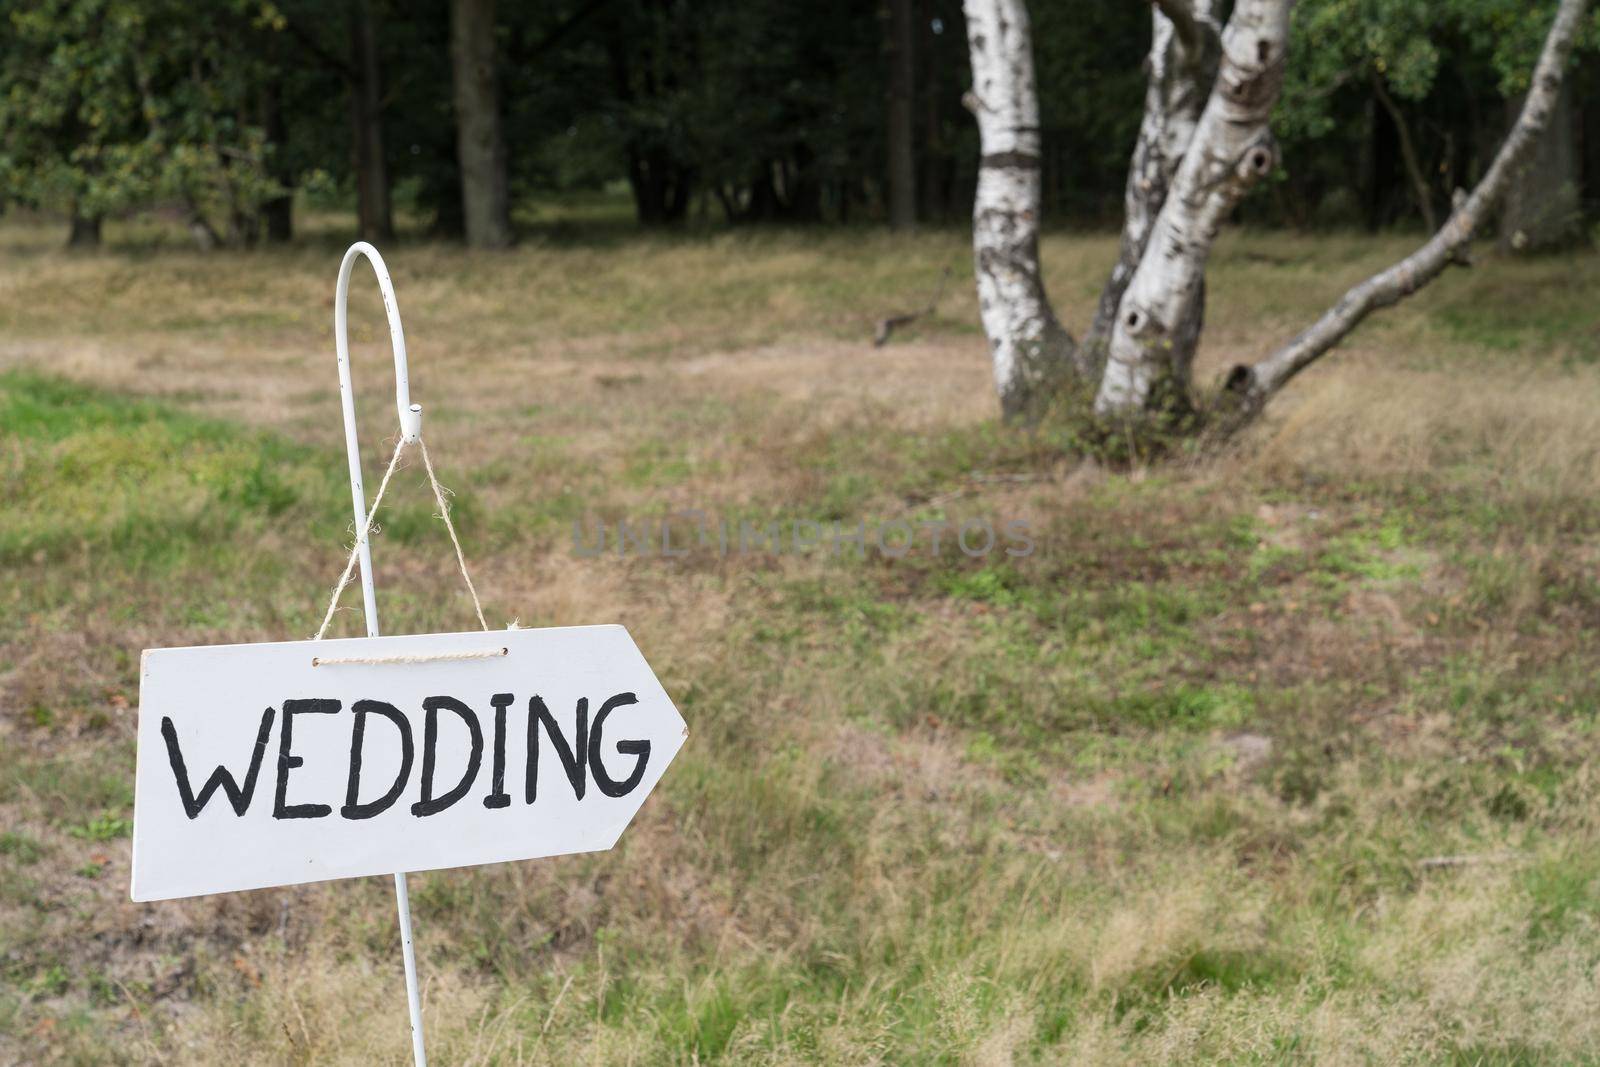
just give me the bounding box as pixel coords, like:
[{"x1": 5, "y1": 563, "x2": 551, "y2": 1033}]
[{"x1": 2, "y1": 0, "x2": 1597, "y2": 248}]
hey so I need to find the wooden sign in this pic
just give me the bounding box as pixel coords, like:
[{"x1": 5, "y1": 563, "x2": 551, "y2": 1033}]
[{"x1": 131, "y1": 625, "x2": 686, "y2": 902}]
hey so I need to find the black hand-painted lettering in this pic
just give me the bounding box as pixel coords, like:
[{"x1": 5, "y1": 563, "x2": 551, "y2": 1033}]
[
  {"x1": 526, "y1": 695, "x2": 586, "y2": 803},
  {"x1": 162, "y1": 707, "x2": 275, "y2": 819},
  {"x1": 275, "y1": 699, "x2": 339, "y2": 819},
  {"x1": 589, "y1": 692, "x2": 650, "y2": 798},
  {"x1": 411, "y1": 696, "x2": 483, "y2": 817},
  {"x1": 483, "y1": 693, "x2": 513, "y2": 809},
  {"x1": 341, "y1": 699, "x2": 414, "y2": 820}
]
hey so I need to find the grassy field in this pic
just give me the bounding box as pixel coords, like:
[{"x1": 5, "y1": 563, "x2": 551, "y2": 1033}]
[{"x1": 3, "y1": 210, "x2": 1600, "y2": 1064}]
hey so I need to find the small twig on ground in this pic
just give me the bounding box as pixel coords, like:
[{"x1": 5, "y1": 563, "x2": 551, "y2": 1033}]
[
  {"x1": 1417, "y1": 852, "x2": 1522, "y2": 871},
  {"x1": 874, "y1": 267, "x2": 952, "y2": 347},
  {"x1": 542, "y1": 973, "x2": 575, "y2": 1036},
  {"x1": 969, "y1": 472, "x2": 1051, "y2": 485},
  {"x1": 899, "y1": 471, "x2": 1056, "y2": 514},
  {"x1": 111, "y1": 977, "x2": 159, "y2": 1061}
]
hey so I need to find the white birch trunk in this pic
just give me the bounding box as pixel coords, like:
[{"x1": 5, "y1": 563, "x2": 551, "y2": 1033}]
[
  {"x1": 956, "y1": 0, "x2": 1589, "y2": 435},
  {"x1": 1085, "y1": 0, "x2": 1219, "y2": 364},
  {"x1": 1094, "y1": 0, "x2": 1290, "y2": 416},
  {"x1": 962, "y1": 0, "x2": 1078, "y2": 420}
]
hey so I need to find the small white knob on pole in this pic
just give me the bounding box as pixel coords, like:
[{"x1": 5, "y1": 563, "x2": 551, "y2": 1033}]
[{"x1": 400, "y1": 403, "x2": 423, "y2": 443}]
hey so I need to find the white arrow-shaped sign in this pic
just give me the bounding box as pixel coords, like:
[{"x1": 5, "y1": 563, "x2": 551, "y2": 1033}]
[{"x1": 131, "y1": 624, "x2": 686, "y2": 902}]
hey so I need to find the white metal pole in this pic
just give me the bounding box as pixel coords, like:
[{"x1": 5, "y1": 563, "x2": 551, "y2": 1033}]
[
  {"x1": 332, "y1": 241, "x2": 429, "y2": 1067},
  {"x1": 391, "y1": 871, "x2": 427, "y2": 1067}
]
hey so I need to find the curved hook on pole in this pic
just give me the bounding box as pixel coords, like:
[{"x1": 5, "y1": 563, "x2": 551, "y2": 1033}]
[
  {"x1": 337, "y1": 241, "x2": 421, "y2": 444},
  {"x1": 334, "y1": 241, "x2": 421, "y2": 640}
]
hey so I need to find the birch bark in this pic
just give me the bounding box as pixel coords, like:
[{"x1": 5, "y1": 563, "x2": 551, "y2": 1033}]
[
  {"x1": 1095, "y1": 0, "x2": 1290, "y2": 417},
  {"x1": 963, "y1": 0, "x2": 1080, "y2": 420},
  {"x1": 1084, "y1": 0, "x2": 1219, "y2": 367},
  {"x1": 959, "y1": 0, "x2": 1588, "y2": 435}
]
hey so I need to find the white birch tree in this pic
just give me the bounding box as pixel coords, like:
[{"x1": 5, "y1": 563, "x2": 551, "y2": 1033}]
[
  {"x1": 960, "y1": 0, "x2": 1592, "y2": 434},
  {"x1": 963, "y1": 0, "x2": 1082, "y2": 419}
]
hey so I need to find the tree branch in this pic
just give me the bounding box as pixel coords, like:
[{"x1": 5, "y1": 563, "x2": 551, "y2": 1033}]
[
  {"x1": 1229, "y1": 0, "x2": 1589, "y2": 415},
  {"x1": 508, "y1": 0, "x2": 614, "y2": 67},
  {"x1": 873, "y1": 267, "x2": 952, "y2": 346},
  {"x1": 1152, "y1": 0, "x2": 1206, "y2": 56}
]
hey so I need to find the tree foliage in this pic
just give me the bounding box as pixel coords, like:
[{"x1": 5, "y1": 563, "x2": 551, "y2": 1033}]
[
  {"x1": 0, "y1": 0, "x2": 289, "y2": 238},
  {"x1": 0, "y1": 0, "x2": 1596, "y2": 242}
]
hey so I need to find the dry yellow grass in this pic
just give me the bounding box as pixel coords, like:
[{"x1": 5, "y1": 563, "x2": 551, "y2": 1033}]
[{"x1": 2, "y1": 211, "x2": 1599, "y2": 1064}]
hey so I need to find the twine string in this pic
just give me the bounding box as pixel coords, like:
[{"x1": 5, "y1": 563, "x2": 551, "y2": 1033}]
[
  {"x1": 418, "y1": 437, "x2": 489, "y2": 632},
  {"x1": 313, "y1": 647, "x2": 507, "y2": 667},
  {"x1": 313, "y1": 427, "x2": 490, "y2": 647}
]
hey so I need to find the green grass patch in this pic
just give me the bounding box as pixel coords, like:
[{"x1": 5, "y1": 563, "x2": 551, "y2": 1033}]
[{"x1": 0, "y1": 370, "x2": 346, "y2": 566}]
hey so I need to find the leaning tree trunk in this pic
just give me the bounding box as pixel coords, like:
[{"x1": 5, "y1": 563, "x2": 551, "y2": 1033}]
[
  {"x1": 886, "y1": 0, "x2": 917, "y2": 231},
  {"x1": 451, "y1": 0, "x2": 513, "y2": 249},
  {"x1": 962, "y1": 0, "x2": 1081, "y2": 421},
  {"x1": 349, "y1": 0, "x2": 393, "y2": 244},
  {"x1": 1094, "y1": 0, "x2": 1289, "y2": 418},
  {"x1": 1500, "y1": 76, "x2": 1579, "y2": 252},
  {"x1": 1084, "y1": 0, "x2": 1219, "y2": 367}
]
